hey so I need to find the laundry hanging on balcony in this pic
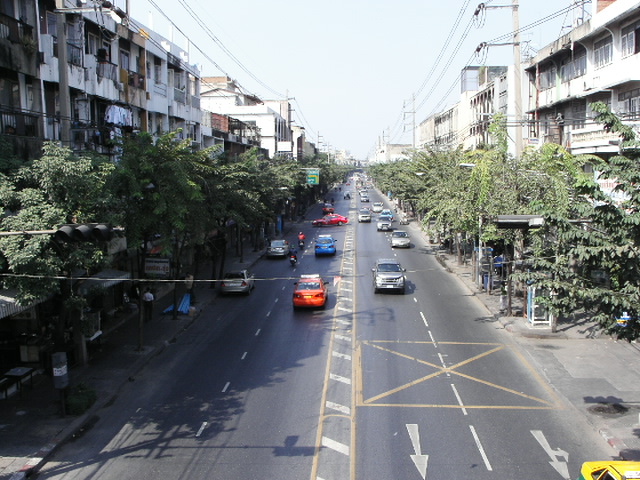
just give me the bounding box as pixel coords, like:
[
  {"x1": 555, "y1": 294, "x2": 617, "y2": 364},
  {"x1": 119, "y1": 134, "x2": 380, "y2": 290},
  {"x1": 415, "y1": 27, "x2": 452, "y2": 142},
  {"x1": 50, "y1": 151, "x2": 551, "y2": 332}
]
[{"x1": 104, "y1": 105, "x2": 132, "y2": 127}]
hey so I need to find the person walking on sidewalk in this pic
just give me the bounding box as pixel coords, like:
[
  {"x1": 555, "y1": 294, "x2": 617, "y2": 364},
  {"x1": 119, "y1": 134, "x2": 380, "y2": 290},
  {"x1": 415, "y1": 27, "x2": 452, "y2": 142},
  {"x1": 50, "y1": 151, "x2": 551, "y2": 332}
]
[{"x1": 143, "y1": 288, "x2": 154, "y2": 322}]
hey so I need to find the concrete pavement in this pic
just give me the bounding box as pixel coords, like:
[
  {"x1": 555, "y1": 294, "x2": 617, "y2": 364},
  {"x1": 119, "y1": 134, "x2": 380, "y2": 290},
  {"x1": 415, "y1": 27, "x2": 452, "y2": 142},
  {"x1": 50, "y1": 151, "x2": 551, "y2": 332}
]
[{"x1": 1, "y1": 203, "x2": 640, "y2": 479}]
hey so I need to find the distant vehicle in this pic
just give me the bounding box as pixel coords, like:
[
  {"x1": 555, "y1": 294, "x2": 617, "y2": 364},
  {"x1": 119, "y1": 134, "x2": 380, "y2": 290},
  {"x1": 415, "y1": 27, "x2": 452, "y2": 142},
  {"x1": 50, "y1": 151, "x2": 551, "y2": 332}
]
[
  {"x1": 293, "y1": 274, "x2": 328, "y2": 309},
  {"x1": 220, "y1": 270, "x2": 255, "y2": 295},
  {"x1": 358, "y1": 209, "x2": 372, "y2": 223},
  {"x1": 377, "y1": 214, "x2": 393, "y2": 231},
  {"x1": 372, "y1": 202, "x2": 384, "y2": 213},
  {"x1": 266, "y1": 239, "x2": 290, "y2": 258},
  {"x1": 312, "y1": 214, "x2": 349, "y2": 227},
  {"x1": 372, "y1": 258, "x2": 406, "y2": 294},
  {"x1": 381, "y1": 209, "x2": 394, "y2": 220},
  {"x1": 360, "y1": 195, "x2": 370, "y2": 203},
  {"x1": 315, "y1": 235, "x2": 337, "y2": 256},
  {"x1": 576, "y1": 461, "x2": 640, "y2": 480},
  {"x1": 322, "y1": 203, "x2": 335, "y2": 215},
  {"x1": 391, "y1": 230, "x2": 410, "y2": 248}
]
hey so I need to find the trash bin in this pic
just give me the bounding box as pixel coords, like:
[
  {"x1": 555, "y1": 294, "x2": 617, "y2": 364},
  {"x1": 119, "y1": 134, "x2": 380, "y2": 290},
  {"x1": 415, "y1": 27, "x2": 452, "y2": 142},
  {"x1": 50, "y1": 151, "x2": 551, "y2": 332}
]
[{"x1": 483, "y1": 273, "x2": 489, "y2": 290}]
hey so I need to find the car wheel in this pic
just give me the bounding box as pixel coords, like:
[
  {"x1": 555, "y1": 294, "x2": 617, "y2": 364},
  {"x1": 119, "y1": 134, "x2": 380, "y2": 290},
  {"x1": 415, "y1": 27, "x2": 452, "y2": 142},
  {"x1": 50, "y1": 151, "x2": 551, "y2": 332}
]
[{"x1": 337, "y1": 221, "x2": 343, "y2": 226}]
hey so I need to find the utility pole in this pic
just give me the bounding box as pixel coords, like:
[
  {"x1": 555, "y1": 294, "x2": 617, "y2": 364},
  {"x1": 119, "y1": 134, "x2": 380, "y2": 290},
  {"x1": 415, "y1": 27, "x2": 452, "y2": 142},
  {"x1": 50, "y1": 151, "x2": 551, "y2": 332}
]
[
  {"x1": 55, "y1": 0, "x2": 71, "y2": 146},
  {"x1": 513, "y1": 0, "x2": 523, "y2": 158}
]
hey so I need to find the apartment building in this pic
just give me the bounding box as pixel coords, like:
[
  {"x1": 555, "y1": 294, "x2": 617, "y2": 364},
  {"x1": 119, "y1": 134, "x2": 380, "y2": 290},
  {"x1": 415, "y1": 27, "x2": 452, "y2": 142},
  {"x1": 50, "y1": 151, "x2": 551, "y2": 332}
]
[
  {"x1": 0, "y1": 0, "x2": 202, "y2": 161},
  {"x1": 200, "y1": 76, "x2": 293, "y2": 159},
  {"x1": 526, "y1": 0, "x2": 640, "y2": 158}
]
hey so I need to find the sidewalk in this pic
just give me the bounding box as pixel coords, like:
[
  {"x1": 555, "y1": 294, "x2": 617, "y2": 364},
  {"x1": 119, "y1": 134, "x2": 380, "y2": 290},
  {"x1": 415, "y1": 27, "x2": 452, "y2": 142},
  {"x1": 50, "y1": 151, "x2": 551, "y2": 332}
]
[
  {"x1": 2, "y1": 206, "x2": 640, "y2": 479},
  {"x1": 0, "y1": 234, "x2": 271, "y2": 480}
]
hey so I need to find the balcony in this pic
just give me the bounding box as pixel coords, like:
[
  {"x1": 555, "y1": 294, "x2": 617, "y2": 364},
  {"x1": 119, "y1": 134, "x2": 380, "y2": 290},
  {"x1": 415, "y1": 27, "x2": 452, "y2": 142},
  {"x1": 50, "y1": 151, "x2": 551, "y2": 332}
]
[
  {"x1": 0, "y1": 13, "x2": 33, "y2": 44},
  {"x1": 0, "y1": 108, "x2": 40, "y2": 137}
]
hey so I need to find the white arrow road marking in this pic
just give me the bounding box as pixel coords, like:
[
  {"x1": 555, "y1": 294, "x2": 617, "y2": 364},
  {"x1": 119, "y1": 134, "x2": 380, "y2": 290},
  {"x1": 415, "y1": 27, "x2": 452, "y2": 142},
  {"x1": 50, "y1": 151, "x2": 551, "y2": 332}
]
[
  {"x1": 406, "y1": 424, "x2": 429, "y2": 479},
  {"x1": 531, "y1": 430, "x2": 570, "y2": 479}
]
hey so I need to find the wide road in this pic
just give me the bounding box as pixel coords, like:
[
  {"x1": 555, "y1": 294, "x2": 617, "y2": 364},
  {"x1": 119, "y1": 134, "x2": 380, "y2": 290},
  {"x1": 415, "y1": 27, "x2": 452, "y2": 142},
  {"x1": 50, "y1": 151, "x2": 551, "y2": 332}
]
[{"x1": 34, "y1": 186, "x2": 614, "y2": 480}]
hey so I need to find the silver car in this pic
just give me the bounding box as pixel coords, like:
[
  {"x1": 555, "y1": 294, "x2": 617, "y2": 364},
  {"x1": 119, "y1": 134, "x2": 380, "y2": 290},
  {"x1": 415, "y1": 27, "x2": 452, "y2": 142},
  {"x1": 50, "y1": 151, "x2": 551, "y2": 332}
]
[
  {"x1": 391, "y1": 230, "x2": 410, "y2": 248},
  {"x1": 372, "y1": 258, "x2": 406, "y2": 294},
  {"x1": 220, "y1": 270, "x2": 255, "y2": 295},
  {"x1": 266, "y1": 239, "x2": 289, "y2": 258},
  {"x1": 358, "y1": 208, "x2": 372, "y2": 222}
]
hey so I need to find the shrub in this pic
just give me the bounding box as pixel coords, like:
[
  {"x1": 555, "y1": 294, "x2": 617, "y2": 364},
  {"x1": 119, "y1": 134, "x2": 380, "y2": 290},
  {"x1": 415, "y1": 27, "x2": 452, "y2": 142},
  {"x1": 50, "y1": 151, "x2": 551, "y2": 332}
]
[{"x1": 65, "y1": 382, "x2": 97, "y2": 415}]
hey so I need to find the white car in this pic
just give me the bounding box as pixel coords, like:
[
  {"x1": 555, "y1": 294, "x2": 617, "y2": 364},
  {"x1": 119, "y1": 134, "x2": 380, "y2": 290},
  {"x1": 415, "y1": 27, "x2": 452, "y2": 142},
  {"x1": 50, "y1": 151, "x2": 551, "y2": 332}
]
[
  {"x1": 372, "y1": 202, "x2": 384, "y2": 213},
  {"x1": 391, "y1": 230, "x2": 410, "y2": 248},
  {"x1": 358, "y1": 209, "x2": 372, "y2": 222}
]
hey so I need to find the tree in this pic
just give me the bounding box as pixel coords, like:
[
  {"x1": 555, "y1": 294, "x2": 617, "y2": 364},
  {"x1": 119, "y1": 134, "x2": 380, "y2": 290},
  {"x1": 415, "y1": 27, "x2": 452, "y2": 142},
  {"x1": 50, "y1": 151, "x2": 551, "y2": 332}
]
[
  {"x1": 519, "y1": 103, "x2": 640, "y2": 340},
  {"x1": 0, "y1": 142, "x2": 114, "y2": 362}
]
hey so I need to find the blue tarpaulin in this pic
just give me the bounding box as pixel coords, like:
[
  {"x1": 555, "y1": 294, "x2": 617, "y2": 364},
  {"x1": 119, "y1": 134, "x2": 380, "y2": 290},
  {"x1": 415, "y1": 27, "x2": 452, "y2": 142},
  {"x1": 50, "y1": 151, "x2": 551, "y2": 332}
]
[{"x1": 163, "y1": 293, "x2": 191, "y2": 314}]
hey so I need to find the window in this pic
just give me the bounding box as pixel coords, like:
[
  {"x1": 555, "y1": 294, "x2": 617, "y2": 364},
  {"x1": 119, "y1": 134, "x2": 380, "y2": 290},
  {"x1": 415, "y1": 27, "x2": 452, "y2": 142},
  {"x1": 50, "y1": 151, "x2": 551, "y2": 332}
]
[
  {"x1": 618, "y1": 88, "x2": 640, "y2": 118},
  {"x1": 594, "y1": 36, "x2": 613, "y2": 68},
  {"x1": 119, "y1": 49, "x2": 129, "y2": 71},
  {"x1": 86, "y1": 33, "x2": 98, "y2": 55},
  {"x1": 621, "y1": 21, "x2": 640, "y2": 57},
  {"x1": 539, "y1": 65, "x2": 557, "y2": 90},
  {"x1": 560, "y1": 49, "x2": 586, "y2": 82}
]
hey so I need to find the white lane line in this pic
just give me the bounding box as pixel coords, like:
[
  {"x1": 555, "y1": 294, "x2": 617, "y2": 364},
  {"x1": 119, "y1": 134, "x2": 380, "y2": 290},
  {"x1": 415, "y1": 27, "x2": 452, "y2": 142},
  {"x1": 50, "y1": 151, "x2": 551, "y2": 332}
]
[
  {"x1": 420, "y1": 311, "x2": 428, "y2": 327},
  {"x1": 336, "y1": 319, "x2": 351, "y2": 326},
  {"x1": 274, "y1": 298, "x2": 279, "y2": 303},
  {"x1": 266, "y1": 310, "x2": 271, "y2": 317},
  {"x1": 428, "y1": 330, "x2": 437, "y2": 347},
  {"x1": 322, "y1": 436, "x2": 350, "y2": 456},
  {"x1": 241, "y1": 352, "x2": 247, "y2": 360},
  {"x1": 335, "y1": 334, "x2": 351, "y2": 342},
  {"x1": 451, "y1": 384, "x2": 467, "y2": 415},
  {"x1": 332, "y1": 351, "x2": 352, "y2": 360},
  {"x1": 413, "y1": 297, "x2": 417, "y2": 302},
  {"x1": 255, "y1": 329, "x2": 261, "y2": 336},
  {"x1": 326, "y1": 400, "x2": 351, "y2": 415},
  {"x1": 222, "y1": 382, "x2": 230, "y2": 393},
  {"x1": 329, "y1": 373, "x2": 351, "y2": 385},
  {"x1": 337, "y1": 306, "x2": 351, "y2": 313},
  {"x1": 195, "y1": 421, "x2": 208, "y2": 437},
  {"x1": 469, "y1": 425, "x2": 492, "y2": 471}
]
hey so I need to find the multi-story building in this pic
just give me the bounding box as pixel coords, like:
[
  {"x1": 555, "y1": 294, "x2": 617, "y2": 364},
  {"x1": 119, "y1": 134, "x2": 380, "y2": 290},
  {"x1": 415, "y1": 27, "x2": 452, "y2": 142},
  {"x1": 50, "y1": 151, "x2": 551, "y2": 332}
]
[
  {"x1": 200, "y1": 76, "x2": 293, "y2": 159},
  {"x1": 525, "y1": 0, "x2": 640, "y2": 159}
]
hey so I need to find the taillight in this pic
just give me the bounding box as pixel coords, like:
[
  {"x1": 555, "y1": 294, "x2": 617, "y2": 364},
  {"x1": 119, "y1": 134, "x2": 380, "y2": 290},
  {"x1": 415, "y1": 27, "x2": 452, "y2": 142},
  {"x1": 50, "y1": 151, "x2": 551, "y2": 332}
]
[{"x1": 241, "y1": 281, "x2": 247, "y2": 286}]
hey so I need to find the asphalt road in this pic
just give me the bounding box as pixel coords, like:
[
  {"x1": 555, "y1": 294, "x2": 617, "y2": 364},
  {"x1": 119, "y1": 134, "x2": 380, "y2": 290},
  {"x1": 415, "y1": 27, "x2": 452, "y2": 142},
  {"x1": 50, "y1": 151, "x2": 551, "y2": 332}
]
[{"x1": 33, "y1": 188, "x2": 613, "y2": 480}]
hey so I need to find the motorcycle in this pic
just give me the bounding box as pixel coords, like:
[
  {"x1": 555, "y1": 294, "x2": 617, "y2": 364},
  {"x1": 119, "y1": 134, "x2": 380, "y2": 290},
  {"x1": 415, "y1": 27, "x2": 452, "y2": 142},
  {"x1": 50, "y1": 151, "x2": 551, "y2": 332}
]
[
  {"x1": 289, "y1": 254, "x2": 298, "y2": 266},
  {"x1": 298, "y1": 239, "x2": 305, "y2": 249}
]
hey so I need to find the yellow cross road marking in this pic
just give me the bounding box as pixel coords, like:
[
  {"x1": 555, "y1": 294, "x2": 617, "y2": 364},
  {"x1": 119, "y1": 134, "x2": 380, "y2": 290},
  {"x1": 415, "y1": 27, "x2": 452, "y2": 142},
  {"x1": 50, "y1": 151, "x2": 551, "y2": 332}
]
[{"x1": 356, "y1": 340, "x2": 562, "y2": 409}]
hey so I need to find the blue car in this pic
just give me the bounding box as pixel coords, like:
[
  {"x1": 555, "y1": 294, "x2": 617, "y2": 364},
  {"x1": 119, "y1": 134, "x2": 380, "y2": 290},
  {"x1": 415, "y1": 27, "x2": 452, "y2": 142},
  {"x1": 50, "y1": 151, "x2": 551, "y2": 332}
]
[{"x1": 315, "y1": 235, "x2": 337, "y2": 256}]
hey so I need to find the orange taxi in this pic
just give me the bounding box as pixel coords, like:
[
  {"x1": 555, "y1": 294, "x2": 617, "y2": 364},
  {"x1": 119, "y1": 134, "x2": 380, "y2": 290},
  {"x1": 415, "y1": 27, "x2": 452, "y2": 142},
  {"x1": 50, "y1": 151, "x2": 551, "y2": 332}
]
[{"x1": 292, "y1": 274, "x2": 328, "y2": 309}]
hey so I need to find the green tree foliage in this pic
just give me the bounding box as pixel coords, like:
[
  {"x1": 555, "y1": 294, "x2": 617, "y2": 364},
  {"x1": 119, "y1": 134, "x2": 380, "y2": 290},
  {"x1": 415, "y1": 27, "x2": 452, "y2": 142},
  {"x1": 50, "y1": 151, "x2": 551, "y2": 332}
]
[{"x1": 522, "y1": 103, "x2": 640, "y2": 340}]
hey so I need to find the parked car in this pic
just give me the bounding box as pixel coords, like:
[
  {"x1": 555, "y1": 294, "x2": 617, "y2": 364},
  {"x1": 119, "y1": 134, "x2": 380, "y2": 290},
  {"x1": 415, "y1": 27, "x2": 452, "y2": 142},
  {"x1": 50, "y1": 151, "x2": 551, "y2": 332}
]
[
  {"x1": 220, "y1": 270, "x2": 255, "y2": 295},
  {"x1": 358, "y1": 208, "x2": 372, "y2": 223},
  {"x1": 266, "y1": 239, "x2": 290, "y2": 258},
  {"x1": 391, "y1": 230, "x2": 410, "y2": 248},
  {"x1": 376, "y1": 214, "x2": 393, "y2": 231},
  {"x1": 312, "y1": 214, "x2": 349, "y2": 226},
  {"x1": 293, "y1": 274, "x2": 328, "y2": 308},
  {"x1": 315, "y1": 235, "x2": 337, "y2": 256},
  {"x1": 322, "y1": 203, "x2": 335, "y2": 215},
  {"x1": 372, "y1": 202, "x2": 384, "y2": 213},
  {"x1": 372, "y1": 258, "x2": 406, "y2": 294}
]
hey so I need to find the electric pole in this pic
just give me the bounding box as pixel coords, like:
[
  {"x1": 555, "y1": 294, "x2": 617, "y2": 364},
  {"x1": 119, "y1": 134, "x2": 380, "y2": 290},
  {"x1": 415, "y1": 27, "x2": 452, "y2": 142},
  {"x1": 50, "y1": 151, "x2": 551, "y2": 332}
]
[{"x1": 513, "y1": 0, "x2": 523, "y2": 157}]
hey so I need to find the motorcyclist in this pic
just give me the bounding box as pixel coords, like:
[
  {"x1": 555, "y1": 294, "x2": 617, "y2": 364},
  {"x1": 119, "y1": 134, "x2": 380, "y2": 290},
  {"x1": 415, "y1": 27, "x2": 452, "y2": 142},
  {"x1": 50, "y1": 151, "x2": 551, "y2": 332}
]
[
  {"x1": 298, "y1": 232, "x2": 305, "y2": 242},
  {"x1": 289, "y1": 247, "x2": 298, "y2": 264}
]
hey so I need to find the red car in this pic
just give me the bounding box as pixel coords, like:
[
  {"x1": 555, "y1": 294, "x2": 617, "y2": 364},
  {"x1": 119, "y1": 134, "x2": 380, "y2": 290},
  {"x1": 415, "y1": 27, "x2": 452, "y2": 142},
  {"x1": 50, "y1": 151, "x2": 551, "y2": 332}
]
[
  {"x1": 293, "y1": 274, "x2": 328, "y2": 308},
  {"x1": 322, "y1": 203, "x2": 335, "y2": 215},
  {"x1": 312, "y1": 214, "x2": 349, "y2": 227}
]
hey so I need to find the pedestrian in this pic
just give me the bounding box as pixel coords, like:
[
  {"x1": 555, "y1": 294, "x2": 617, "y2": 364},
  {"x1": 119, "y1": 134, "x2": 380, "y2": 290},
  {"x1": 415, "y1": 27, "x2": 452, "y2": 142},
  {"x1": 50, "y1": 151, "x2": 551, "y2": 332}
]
[{"x1": 143, "y1": 288, "x2": 154, "y2": 322}]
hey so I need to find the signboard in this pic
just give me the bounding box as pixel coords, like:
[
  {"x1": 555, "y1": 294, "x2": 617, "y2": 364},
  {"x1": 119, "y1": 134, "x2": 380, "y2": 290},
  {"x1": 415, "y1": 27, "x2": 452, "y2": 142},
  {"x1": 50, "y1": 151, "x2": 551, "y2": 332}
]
[
  {"x1": 306, "y1": 168, "x2": 319, "y2": 185},
  {"x1": 145, "y1": 257, "x2": 170, "y2": 277}
]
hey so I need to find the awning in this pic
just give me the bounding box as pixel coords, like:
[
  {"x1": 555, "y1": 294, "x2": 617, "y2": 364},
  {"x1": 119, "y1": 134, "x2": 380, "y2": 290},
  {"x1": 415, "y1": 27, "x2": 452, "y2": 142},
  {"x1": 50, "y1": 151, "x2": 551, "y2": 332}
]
[
  {"x1": 0, "y1": 289, "x2": 47, "y2": 320},
  {"x1": 78, "y1": 269, "x2": 131, "y2": 295}
]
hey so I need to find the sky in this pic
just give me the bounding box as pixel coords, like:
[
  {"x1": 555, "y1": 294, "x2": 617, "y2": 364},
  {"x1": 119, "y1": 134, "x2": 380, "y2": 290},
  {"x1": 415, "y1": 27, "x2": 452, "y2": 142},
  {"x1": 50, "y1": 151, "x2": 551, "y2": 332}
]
[{"x1": 120, "y1": 0, "x2": 593, "y2": 160}]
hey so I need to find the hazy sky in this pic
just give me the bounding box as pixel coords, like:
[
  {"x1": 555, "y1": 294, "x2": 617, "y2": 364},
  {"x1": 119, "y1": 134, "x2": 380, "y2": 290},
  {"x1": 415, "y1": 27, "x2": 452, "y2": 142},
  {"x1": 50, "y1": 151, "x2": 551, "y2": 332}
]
[{"x1": 122, "y1": 0, "x2": 592, "y2": 159}]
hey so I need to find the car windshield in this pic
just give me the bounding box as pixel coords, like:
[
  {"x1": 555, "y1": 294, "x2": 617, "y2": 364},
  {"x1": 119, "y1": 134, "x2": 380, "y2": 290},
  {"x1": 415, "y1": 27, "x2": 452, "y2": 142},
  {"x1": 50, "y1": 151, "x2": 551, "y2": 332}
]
[
  {"x1": 298, "y1": 282, "x2": 321, "y2": 290},
  {"x1": 317, "y1": 239, "x2": 332, "y2": 244},
  {"x1": 378, "y1": 263, "x2": 401, "y2": 272},
  {"x1": 393, "y1": 232, "x2": 408, "y2": 238},
  {"x1": 360, "y1": 209, "x2": 369, "y2": 214},
  {"x1": 379, "y1": 215, "x2": 392, "y2": 221},
  {"x1": 271, "y1": 240, "x2": 287, "y2": 247}
]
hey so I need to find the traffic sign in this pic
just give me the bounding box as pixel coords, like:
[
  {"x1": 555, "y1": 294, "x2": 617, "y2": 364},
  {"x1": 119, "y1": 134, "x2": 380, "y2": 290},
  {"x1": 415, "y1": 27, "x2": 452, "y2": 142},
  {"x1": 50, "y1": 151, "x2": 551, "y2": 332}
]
[{"x1": 307, "y1": 168, "x2": 319, "y2": 185}]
